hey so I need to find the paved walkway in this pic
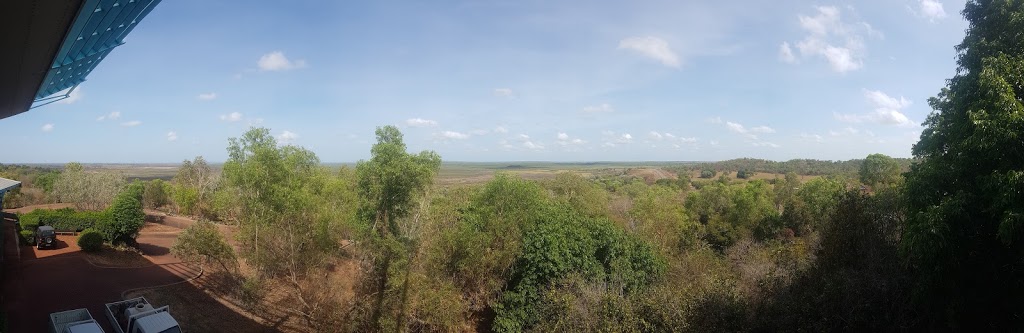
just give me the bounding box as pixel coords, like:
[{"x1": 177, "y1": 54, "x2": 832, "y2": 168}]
[{"x1": 2, "y1": 218, "x2": 198, "y2": 333}]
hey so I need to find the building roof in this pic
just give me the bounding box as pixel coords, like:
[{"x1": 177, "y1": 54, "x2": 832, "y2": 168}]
[
  {"x1": 0, "y1": 177, "x2": 21, "y2": 194},
  {"x1": 0, "y1": 0, "x2": 161, "y2": 119}
]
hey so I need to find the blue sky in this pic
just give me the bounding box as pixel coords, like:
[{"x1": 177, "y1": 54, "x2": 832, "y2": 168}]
[{"x1": 4, "y1": 0, "x2": 968, "y2": 163}]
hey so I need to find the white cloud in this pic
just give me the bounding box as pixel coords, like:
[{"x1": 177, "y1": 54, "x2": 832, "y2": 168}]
[
  {"x1": 494, "y1": 126, "x2": 509, "y2": 134},
  {"x1": 97, "y1": 111, "x2": 121, "y2": 121},
  {"x1": 617, "y1": 133, "x2": 633, "y2": 144},
  {"x1": 493, "y1": 88, "x2": 514, "y2": 97},
  {"x1": 835, "y1": 90, "x2": 915, "y2": 126},
  {"x1": 912, "y1": 0, "x2": 947, "y2": 21},
  {"x1": 779, "y1": 42, "x2": 797, "y2": 64},
  {"x1": 726, "y1": 122, "x2": 747, "y2": 134},
  {"x1": 121, "y1": 120, "x2": 142, "y2": 127},
  {"x1": 753, "y1": 142, "x2": 781, "y2": 148},
  {"x1": 56, "y1": 88, "x2": 83, "y2": 104},
  {"x1": 784, "y1": 6, "x2": 880, "y2": 73},
  {"x1": 800, "y1": 133, "x2": 824, "y2": 142},
  {"x1": 41, "y1": 124, "x2": 54, "y2": 132},
  {"x1": 648, "y1": 131, "x2": 664, "y2": 140},
  {"x1": 406, "y1": 118, "x2": 438, "y2": 127},
  {"x1": 278, "y1": 130, "x2": 298, "y2": 143},
  {"x1": 440, "y1": 131, "x2": 470, "y2": 140},
  {"x1": 257, "y1": 51, "x2": 306, "y2": 71},
  {"x1": 523, "y1": 141, "x2": 545, "y2": 150},
  {"x1": 720, "y1": 120, "x2": 775, "y2": 139},
  {"x1": 198, "y1": 93, "x2": 217, "y2": 100},
  {"x1": 708, "y1": 117, "x2": 723, "y2": 124},
  {"x1": 470, "y1": 129, "x2": 489, "y2": 136},
  {"x1": 582, "y1": 103, "x2": 615, "y2": 113},
  {"x1": 556, "y1": 132, "x2": 586, "y2": 148},
  {"x1": 830, "y1": 127, "x2": 860, "y2": 136},
  {"x1": 167, "y1": 131, "x2": 178, "y2": 141},
  {"x1": 618, "y1": 36, "x2": 681, "y2": 68},
  {"x1": 220, "y1": 112, "x2": 243, "y2": 122}
]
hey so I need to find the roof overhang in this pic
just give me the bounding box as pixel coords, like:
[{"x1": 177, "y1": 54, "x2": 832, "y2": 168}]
[
  {"x1": 0, "y1": 0, "x2": 161, "y2": 120},
  {"x1": 0, "y1": 177, "x2": 22, "y2": 194}
]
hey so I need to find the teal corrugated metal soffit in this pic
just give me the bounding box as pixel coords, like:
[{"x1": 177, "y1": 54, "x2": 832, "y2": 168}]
[{"x1": 32, "y1": 0, "x2": 161, "y2": 107}]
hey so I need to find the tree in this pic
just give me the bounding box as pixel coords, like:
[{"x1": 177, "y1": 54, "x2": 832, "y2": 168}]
[
  {"x1": 903, "y1": 1, "x2": 1024, "y2": 329},
  {"x1": 172, "y1": 220, "x2": 237, "y2": 273},
  {"x1": 96, "y1": 182, "x2": 145, "y2": 245},
  {"x1": 52, "y1": 162, "x2": 126, "y2": 210},
  {"x1": 143, "y1": 179, "x2": 170, "y2": 209},
  {"x1": 355, "y1": 125, "x2": 440, "y2": 331},
  {"x1": 859, "y1": 154, "x2": 900, "y2": 187},
  {"x1": 356, "y1": 125, "x2": 442, "y2": 238},
  {"x1": 223, "y1": 127, "x2": 349, "y2": 328},
  {"x1": 171, "y1": 156, "x2": 219, "y2": 217}
]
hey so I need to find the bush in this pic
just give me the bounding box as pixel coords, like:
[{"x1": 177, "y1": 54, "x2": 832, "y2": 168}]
[
  {"x1": 96, "y1": 183, "x2": 145, "y2": 245},
  {"x1": 172, "y1": 220, "x2": 237, "y2": 271},
  {"x1": 700, "y1": 169, "x2": 716, "y2": 179},
  {"x1": 78, "y1": 229, "x2": 104, "y2": 252},
  {"x1": 19, "y1": 230, "x2": 34, "y2": 244},
  {"x1": 492, "y1": 203, "x2": 664, "y2": 332},
  {"x1": 18, "y1": 208, "x2": 110, "y2": 232}
]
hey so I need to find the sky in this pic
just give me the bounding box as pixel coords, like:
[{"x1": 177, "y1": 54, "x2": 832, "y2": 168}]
[{"x1": 3, "y1": 0, "x2": 970, "y2": 163}]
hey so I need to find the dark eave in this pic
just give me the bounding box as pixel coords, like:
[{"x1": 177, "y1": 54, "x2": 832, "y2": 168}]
[{"x1": 0, "y1": 0, "x2": 84, "y2": 120}]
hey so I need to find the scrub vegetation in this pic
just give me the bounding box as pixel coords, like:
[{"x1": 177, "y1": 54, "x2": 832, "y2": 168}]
[{"x1": 2, "y1": 1, "x2": 1022, "y2": 331}]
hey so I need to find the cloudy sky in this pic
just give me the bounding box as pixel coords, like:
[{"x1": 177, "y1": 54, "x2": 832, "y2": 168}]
[{"x1": 5, "y1": 0, "x2": 968, "y2": 163}]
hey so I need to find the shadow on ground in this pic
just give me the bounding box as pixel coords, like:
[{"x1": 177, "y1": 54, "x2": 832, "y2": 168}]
[{"x1": 2, "y1": 215, "x2": 274, "y2": 333}]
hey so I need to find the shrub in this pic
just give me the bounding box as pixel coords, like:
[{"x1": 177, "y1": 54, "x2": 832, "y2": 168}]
[
  {"x1": 700, "y1": 169, "x2": 716, "y2": 179},
  {"x1": 18, "y1": 208, "x2": 111, "y2": 232},
  {"x1": 96, "y1": 183, "x2": 145, "y2": 245},
  {"x1": 492, "y1": 203, "x2": 664, "y2": 332},
  {"x1": 19, "y1": 230, "x2": 34, "y2": 244},
  {"x1": 172, "y1": 220, "x2": 237, "y2": 272},
  {"x1": 78, "y1": 229, "x2": 104, "y2": 252}
]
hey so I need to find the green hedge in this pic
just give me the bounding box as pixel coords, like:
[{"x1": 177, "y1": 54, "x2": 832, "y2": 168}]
[
  {"x1": 18, "y1": 230, "x2": 34, "y2": 244},
  {"x1": 18, "y1": 208, "x2": 111, "y2": 232}
]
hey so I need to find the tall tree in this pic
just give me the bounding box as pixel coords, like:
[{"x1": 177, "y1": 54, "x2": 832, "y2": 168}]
[
  {"x1": 356, "y1": 125, "x2": 441, "y2": 238},
  {"x1": 903, "y1": 0, "x2": 1024, "y2": 329},
  {"x1": 859, "y1": 153, "x2": 901, "y2": 188},
  {"x1": 223, "y1": 127, "x2": 347, "y2": 327},
  {"x1": 355, "y1": 125, "x2": 440, "y2": 330}
]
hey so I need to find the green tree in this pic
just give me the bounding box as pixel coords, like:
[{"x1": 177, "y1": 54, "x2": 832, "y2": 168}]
[
  {"x1": 171, "y1": 156, "x2": 218, "y2": 217},
  {"x1": 172, "y1": 220, "x2": 237, "y2": 273},
  {"x1": 96, "y1": 182, "x2": 145, "y2": 245},
  {"x1": 859, "y1": 154, "x2": 901, "y2": 187},
  {"x1": 223, "y1": 127, "x2": 349, "y2": 328},
  {"x1": 356, "y1": 125, "x2": 441, "y2": 238},
  {"x1": 354, "y1": 125, "x2": 441, "y2": 331},
  {"x1": 142, "y1": 179, "x2": 170, "y2": 209},
  {"x1": 903, "y1": 1, "x2": 1024, "y2": 329}
]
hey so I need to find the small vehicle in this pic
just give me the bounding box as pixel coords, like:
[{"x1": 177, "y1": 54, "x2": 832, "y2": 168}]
[
  {"x1": 37, "y1": 225, "x2": 56, "y2": 249},
  {"x1": 49, "y1": 308, "x2": 105, "y2": 333},
  {"x1": 104, "y1": 297, "x2": 181, "y2": 333}
]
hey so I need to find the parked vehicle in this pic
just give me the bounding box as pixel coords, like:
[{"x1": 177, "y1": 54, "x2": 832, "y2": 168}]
[
  {"x1": 37, "y1": 225, "x2": 56, "y2": 249},
  {"x1": 104, "y1": 297, "x2": 181, "y2": 333},
  {"x1": 49, "y1": 308, "x2": 105, "y2": 333}
]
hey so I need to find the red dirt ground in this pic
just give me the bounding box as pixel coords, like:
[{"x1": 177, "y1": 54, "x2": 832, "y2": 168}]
[{"x1": 2, "y1": 211, "x2": 199, "y2": 333}]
